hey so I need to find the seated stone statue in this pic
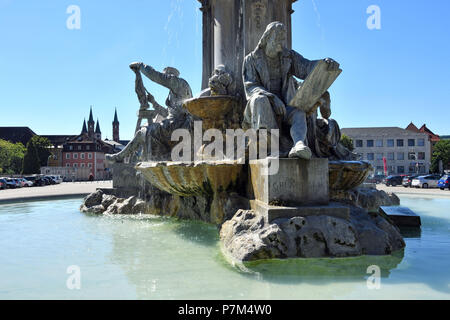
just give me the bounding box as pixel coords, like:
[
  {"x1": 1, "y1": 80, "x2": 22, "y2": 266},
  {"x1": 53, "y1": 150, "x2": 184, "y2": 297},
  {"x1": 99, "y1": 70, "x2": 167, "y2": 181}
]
[
  {"x1": 242, "y1": 21, "x2": 343, "y2": 160},
  {"x1": 107, "y1": 63, "x2": 193, "y2": 163},
  {"x1": 305, "y1": 91, "x2": 356, "y2": 160}
]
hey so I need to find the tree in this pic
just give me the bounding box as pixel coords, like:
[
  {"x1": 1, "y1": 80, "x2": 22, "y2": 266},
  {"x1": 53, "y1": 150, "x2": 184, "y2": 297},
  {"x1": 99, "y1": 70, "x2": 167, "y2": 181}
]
[
  {"x1": 340, "y1": 134, "x2": 355, "y2": 152},
  {"x1": 22, "y1": 141, "x2": 40, "y2": 174},
  {"x1": 0, "y1": 139, "x2": 26, "y2": 174},
  {"x1": 431, "y1": 140, "x2": 450, "y2": 173},
  {"x1": 29, "y1": 135, "x2": 52, "y2": 167}
]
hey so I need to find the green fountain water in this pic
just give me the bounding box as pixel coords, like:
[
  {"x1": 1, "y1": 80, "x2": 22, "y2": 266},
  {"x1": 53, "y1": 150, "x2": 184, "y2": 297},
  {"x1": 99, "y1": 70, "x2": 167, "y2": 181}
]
[{"x1": 0, "y1": 196, "x2": 449, "y2": 299}]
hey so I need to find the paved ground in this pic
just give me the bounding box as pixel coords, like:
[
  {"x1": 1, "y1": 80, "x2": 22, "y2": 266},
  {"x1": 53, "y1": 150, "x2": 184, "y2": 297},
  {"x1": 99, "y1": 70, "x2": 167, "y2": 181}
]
[
  {"x1": 1, "y1": 180, "x2": 448, "y2": 203},
  {"x1": 376, "y1": 184, "x2": 450, "y2": 198},
  {"x1": 0, "y1": 181, "x2": 112, "y2": 203}
]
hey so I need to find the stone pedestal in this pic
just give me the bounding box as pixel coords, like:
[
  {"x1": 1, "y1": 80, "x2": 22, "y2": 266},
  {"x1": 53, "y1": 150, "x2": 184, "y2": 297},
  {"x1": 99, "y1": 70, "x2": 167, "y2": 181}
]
[
  {"x1": 250, "y1": 158, "x2": 329, "y2": 207},
  {"x1": 112, "y1": 163, "x2": 142, "y2": 190},
  {"x1": 249, "y1": 158, "x2": 352, "y2": 222}
]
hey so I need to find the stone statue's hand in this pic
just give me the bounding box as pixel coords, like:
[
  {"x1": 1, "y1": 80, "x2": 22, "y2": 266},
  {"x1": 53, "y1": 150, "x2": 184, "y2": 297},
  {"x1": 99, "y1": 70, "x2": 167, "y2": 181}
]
[
  {"x1": 130, "y1": 62, "x2": 143, "y2": 71},
  {"x1": 324, "y1": 58, "x2": 340, "y2": 71},
  {"x1": 271, "y1": 95, "x2": 286, "y2": 117}
]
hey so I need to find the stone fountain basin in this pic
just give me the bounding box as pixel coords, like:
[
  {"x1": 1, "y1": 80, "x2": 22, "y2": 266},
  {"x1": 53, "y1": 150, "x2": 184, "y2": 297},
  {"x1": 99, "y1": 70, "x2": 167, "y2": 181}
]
[
  {"x1": 329, "y1": 160, "x2": 372, "y2": 191},
  {"x1": 183, "y1": 95, "x2": 238, "y2": 120},
  {"x1": 136, "y1": 160, "x2": 244, "y2": 197}
]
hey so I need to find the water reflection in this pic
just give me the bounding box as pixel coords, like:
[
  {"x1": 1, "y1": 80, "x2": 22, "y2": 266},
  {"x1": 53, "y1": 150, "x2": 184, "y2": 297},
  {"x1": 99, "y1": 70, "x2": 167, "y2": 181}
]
[
  {"x1": 241, "y1": 251, "x2": 405, "y2": 284},
  {"x1": 400, "y1": 227, "x2": 422, "y2": 239}
]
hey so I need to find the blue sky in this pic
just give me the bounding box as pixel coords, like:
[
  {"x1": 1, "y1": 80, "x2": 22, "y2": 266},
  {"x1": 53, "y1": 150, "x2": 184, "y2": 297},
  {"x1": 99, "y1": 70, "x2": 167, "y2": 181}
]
[{"x1": 0, "y1": 0, "x2": 449, "y2": 140}]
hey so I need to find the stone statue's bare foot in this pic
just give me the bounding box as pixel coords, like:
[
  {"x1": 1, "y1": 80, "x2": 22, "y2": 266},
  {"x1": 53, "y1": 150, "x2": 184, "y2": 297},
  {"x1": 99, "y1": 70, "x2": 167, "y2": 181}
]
[{"x1": 288, "y1": 141, "x2": 312, "y2": 160}]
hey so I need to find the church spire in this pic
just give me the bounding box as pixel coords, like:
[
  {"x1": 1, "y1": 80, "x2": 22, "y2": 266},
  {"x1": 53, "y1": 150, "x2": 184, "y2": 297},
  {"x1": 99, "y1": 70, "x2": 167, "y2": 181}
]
[
  {"x1": 81, "y1": 119, "x2": 87, "y2": 134},
  {"x1": 87, "y1": 106, "x2": 95, "y2": 138},
  {"x1": 95, "y1": 118, "x2": 102, "y2": 140},
  {"x1": 95, "y1": 119, "x2": 101, "y2": 134},
  {"x1": 88, "y1": 106, "x2": 94, "y2": 123},
  {"x1": 113, "y1": 108, "x2": 120, "y2": 143},
  {"x1": 113, "y1": 108, "x2": 119, "y2": 124}
]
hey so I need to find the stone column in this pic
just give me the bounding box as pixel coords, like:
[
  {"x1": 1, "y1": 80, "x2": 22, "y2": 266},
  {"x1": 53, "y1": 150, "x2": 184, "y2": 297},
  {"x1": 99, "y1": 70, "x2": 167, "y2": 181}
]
[
  {"x1": 199, "y1": 0, "x2": 297, "y2": 95},
  {"x1": 243, "y1": 0, "x2": 295, "y2": 55}
]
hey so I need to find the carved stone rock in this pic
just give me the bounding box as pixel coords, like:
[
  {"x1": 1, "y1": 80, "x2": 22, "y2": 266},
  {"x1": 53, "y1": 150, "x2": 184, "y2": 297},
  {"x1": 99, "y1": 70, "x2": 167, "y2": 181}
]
[{"x1": 220, "y1": 205, "x2": 405, "y2": 261}]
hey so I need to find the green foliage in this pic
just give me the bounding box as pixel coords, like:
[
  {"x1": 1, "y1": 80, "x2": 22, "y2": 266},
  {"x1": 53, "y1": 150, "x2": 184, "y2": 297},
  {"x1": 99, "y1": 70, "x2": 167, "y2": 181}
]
[
  {"x1": 340, "y1": 134, "x2": 355, "y2": 152},
  {"x1": 431, "y1": 140, "x2": 450, "y2": 173},
  {"x1": 29, "y1": 135, "x2": 52, "y2": 167},
  {"x1": 22, "y1": 141, "x2": 41, "y2": 174},
  {"x1": 0, "y1": 139, "x2": 26, "y2": 174}
]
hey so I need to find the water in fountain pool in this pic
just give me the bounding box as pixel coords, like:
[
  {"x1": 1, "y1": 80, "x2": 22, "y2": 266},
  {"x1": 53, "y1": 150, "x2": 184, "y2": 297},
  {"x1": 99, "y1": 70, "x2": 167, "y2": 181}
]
[{"x1": 0, "y1": 196, "x2": 449, "y2": 299}]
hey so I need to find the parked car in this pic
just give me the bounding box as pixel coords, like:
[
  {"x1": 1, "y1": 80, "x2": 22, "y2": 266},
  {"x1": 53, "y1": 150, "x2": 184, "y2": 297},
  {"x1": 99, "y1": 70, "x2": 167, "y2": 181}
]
[
  {"x1": 11, "y1": 178, "x2": 23, "y2": 188},
  {"x1": 411, "y1": 174, "x2": 442, "y2": 189},
  {"x1": 0, "y1": 178, "x2": 7, "y2": 190},
  {"x1": 438, "y1": 174, "x2": 450, "y2": 190},
  {"x1": 50, "y1": 175, "x2": 63, "y2": 184},
  {"x1": 24, "y1": 176, "x2": 44, "y2": 187},
  {"x1": 5, "y1": 178, "x2": 18, "y2": 189},
  {"x1": 384, "y1": 175, "x2": 404, "y2": 187},
  {"x1": 44, "y1": 176, "x2": 56, "y2": 185},
  {"x1": 402, "y1": 175, "x2": 420, "y2": 188},
  {"x1": 18, "y1": 178, "x2": 33, "y2": 187},
  {"x1": 41, "y1": 177, "x2": 51, "y2": 185},
  {"x1": 366, "y1": 174, "x2": 386, "y2": 184}
]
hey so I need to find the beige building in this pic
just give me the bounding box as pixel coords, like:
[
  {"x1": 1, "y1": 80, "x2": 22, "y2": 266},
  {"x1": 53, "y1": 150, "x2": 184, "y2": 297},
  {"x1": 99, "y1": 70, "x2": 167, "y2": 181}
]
[{"x1": 342, "y1": 127, "x2": 431, "y2": 176}]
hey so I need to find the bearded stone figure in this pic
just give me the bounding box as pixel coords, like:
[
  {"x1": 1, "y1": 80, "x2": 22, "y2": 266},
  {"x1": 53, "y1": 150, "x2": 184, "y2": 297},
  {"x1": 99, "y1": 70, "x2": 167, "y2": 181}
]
[{"x1": 243, "y1": 21, "x2": 355, "y2": 160}]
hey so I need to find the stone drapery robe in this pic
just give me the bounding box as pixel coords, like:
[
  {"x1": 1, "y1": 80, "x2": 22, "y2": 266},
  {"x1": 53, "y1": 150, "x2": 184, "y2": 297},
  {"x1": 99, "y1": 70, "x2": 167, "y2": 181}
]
[
  {"x1": 242, "y1": 47, "x2": 350, "y2": 159},
  {"x1": 242, "y1": 47, "x2": 318, "y2": 131}
]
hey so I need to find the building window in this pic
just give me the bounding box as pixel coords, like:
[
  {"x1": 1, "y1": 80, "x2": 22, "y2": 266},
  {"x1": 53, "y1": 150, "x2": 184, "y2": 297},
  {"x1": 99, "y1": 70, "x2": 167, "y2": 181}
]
[
  {"x1": 73, "y1": 153, "x2": 78, "y2": 159},
  {"x1": 367, "y1": 153, "x2": 374, "y2": 160},
  {"x1": 81, "y1": 163, "x2": 85, "y2": 168},
  {"x1": 376, "y1": 140, "x2": 383, "y2": 147},
  {"x1": 387, "y1": 139, "x2": 394, "y2": 147},
  {"x1": 418, "y1": 152, "x2": 425, "y2": 160},
  {"x1": 409, "y1": 166, "x2": 416, "y2": 173},
  {"x1": 387, "y1": 152, "x2": 395, "y2": 160},
  {"x1": 418, "y1": 139, "x2": 425, "y2": 146},
  {"x1": 398, "y1": 166, "x2": 405, "y2": 174},
  {"x1": 88, "y1": 153, "x2": 93, "y2": 159},
  {"x1": 355, "y1": 140, "x2": 363, "y2": 148},
  {"x1": 66, "y1": 153, "x2": 70, "y2": 160},
  {"x1": 367, "y1": 140, "x2": 374, "y2": 148},
  {"x1": 69, "y1": 145, "x2": 73, "y2": 151},
  {"x1": 397, "y1": 139, "x2": 404, "y2": 147},
  {"x1": 408, "y1": 152, "x2": 416, "y2": 160},
  {"x1": 78, "y1": 145, "x2": 82, "y2": 151},
  {"x1": 87, "y1": 145, "x2": 90, "y2": 151},
  {"x1": 397, "y1": 152, "x2": 405, "y2": 160},
  {"x1": 408, "y1": 139, "x2": 415, "y2": 147},
  {"x1": 66, "y1": 164, "x2": 70, "y2": 167},
  {"x1": 376, "y1": 166, "x2": 384, "y2": 174},
  {"x1": 376, "y1": 153, "x2": 383, "y2": 160},
  {"x1": 73, "y1": 163, "x2": 78, "y2": 168},
  {"x1": 88, "y1": 163, "x2": 92, "y2": 168},
  {"x1": 80, "y1": 153, "x2": 85, "y2": 159}
]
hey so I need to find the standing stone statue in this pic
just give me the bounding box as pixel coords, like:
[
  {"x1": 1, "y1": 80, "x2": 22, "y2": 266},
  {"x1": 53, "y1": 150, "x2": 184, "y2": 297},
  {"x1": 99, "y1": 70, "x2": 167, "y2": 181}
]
[
  {"x1": 242, "y1": 21, "x2": 341, "y2": 160},
  {"x1": 107, "y1": 63, "x2": 193, "y2": 163}
]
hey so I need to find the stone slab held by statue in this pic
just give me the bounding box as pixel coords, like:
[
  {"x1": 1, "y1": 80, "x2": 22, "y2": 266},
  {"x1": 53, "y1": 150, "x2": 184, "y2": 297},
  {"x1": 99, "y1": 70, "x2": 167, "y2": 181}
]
[{"x1": 289, "y1": 59, "x2": 342, "y2": 115}]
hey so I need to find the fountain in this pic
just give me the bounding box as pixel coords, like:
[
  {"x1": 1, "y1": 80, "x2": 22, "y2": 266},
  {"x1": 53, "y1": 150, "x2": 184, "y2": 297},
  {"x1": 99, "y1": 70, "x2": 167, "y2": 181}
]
[{"x1": 82, "y1": 0, "x2": 407, "y2": 262}]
